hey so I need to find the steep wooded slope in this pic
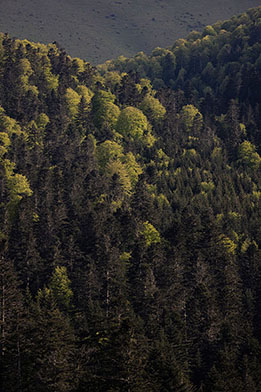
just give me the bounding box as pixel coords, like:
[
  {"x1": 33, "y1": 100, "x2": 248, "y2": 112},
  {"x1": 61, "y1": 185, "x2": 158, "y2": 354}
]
[
  {"x1": 0, "y1": 7, "x2": 261, "y2": 392},
  {"x1": 101, "y1": 6, "x2": 261, "y2": 121}
]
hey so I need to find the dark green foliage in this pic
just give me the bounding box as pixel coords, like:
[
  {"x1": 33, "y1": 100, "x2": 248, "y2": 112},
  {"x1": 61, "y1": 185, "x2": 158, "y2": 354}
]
[
  {"x1": 0, "y1": 7, "x2": 261, "y2": 391},
  {"x1": 0, "y1": 256, "x2": 24, "y2": 391}
]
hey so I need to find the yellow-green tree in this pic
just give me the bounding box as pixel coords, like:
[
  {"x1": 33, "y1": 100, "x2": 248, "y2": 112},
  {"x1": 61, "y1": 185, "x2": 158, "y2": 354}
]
[
  {"x1": 116, "y1": 106, "x2": 156, "y2": 147},
  {"x1": 2, "y1": 159, "x2": 32, "y2": 224},
  {"x1": 0, "y1": 107, "x2": 21, "y2": 136},
  {"x1": 49, "y1": 266, "x2": 73, "y2": 311},
  {"x1": 121, "y1": 152, "x2": 142, "y2": 186},
  {"x1": 116, "y1": 106, "x2": 149, "y2": 140},
  {"x1": 139, "y1": 94, "x2": 166, "y2": 123},
  {"x1": 65, "y1": 88, "x2": 81, "y2": 118},
  {"x1": 180, "y1": 104, "x2": 203, "y2": 131},
  {"x1": 92, "y1": 90, "x2": 120, "y2": 129},
  {"x1": 140, "y1": 221, "x2": 161, "y2": 247},
  {"x1": 96, "y1": 140, "x2": 124, "y2": 170},
  {"x1": 96, "y1": 140, "x2": 142, "y2": 188},
  {"x1": 238, "y1": 140, "x2": 261, "y2": 169},
  {"x1": 76, "y1": 85, "x2": 93, "y2": 104},
  {"x1": 103, "y1": 71, "x2": 122, "y2": 90},
  {"x1": 106, "y1": 160, "x2": 132, "y2": 196},
  {"x1": 0, "y1": 132, "x2": 10, "y2": 158}
]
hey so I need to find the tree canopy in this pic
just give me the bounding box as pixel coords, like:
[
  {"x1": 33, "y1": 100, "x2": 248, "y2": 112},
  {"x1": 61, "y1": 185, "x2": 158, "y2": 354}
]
[{"x1": 0, "y1": 7, "x2": 261, "y2": 392}]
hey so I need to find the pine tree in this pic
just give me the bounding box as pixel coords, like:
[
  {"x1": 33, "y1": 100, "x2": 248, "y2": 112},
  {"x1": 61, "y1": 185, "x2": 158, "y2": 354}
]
[
  {"x1": 22, "y1": 287, "x2": 77, "y2": 392},
  {"x1": 0, "y1": 256, "x2": 24, "y2": 392}
]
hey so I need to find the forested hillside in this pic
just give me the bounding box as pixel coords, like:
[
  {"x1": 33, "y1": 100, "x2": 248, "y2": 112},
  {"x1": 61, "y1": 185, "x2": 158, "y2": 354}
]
[{"x1": 0, "y1": 6, "x2": 261, "y2": 392}]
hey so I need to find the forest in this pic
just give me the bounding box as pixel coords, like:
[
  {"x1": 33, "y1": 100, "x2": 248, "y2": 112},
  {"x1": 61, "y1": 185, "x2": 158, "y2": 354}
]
[{"x1": 0, "y1": 6, "x2": 261, "y2": 391}]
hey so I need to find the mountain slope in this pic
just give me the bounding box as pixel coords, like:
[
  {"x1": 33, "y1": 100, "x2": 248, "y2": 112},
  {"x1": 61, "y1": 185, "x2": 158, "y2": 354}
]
[
  {"x1": 0, "y1": 0, "x2": 260, "y2": 63},
  {"x1": 101, "y1": 6, "x2": 261, "y2": 119},
  {"x1": 0, "y1": 7, "x2": 261, "y2": 392}
]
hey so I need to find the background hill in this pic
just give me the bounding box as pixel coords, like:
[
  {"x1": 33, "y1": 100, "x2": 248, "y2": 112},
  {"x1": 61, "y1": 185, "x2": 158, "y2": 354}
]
[{"x1": 0, "y1": 0, "x2": 260, "y2": 64}]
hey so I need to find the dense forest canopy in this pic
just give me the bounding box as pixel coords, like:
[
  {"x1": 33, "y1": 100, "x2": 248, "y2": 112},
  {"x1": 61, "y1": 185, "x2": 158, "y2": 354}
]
[{"x1": 0, "y1": 6, "x2": 261, "y2": 392}]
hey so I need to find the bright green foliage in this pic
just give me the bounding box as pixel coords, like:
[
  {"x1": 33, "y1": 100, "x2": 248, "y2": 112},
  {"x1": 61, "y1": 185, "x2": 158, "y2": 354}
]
[
  {"x1": 136, "y1": 78, "x2": 153, "y2": 94},
  {"x1": 201, "y1": 181, "x2": 215, "y2": 193},
  {"x1": 116, "y1": 106, "x2": 149, "y2": 140},
  {"x1": 65, "y1": 87, "x2": 81, "y2": 117},
  {"x1": 241, "y1": 238, "x2": 251, "y2": 253},
  {"x1": 241, "y1": 239, "x2": 258, "y2": 253},
  {"x1": 2, "y1": 158, "x2": 32, "y2": 223},
  {"x1": 252, "y1": 190, "x2": 261, "y2": 200},
  {"x1": 44, "y1": 68, "x2": 59, "y2": 91},
  {"x1": 2, "y1": 159, "x2": 15, "y2": 178},
  {"x1": 180, "y1": 104, "x2": 203, "y2": 131},
  {"x1": 121, "y1": 152, "x2": 142, "y2": 186},
  {"x1": 0, "y1": 107, "x2": 21, "y2": 135},
  {"x1": 145, "y1": 131, "x2": 156, "y2": 147},
  {"x1": 93, "y1": 90, "x2": 120, "y2": 129},
  {"x1": 0, "y1": 132, "x2": 10, "y2": 158},
  {"x1": 147, "y1": 183, "x2": 170, "y2": 207},
  {"x1": 49, "y1": 266, "x2": 73, "y2": 310},
  {"x1": 146, "y1": 183, "x2": 157, "y2": 194},
  {"x1": 36, "y1": 113, "x2": 49, "y2": 129},
  {"x1": 18, "y1": 58, "x2": 39, "y2": 95},
  {"x1": 4, "y1": 170, "x2": 32, "y2": 222},
  {"x1": 140, "y1": 221, "x2": 161, "y2": 247},
  {"x1": 183, "y1": 148, "x2": 197, "y2": 158},
  {"x1": 93, "y1": 90, "x2": 116, "y2": 105},
  {"x1": 211, "y1": 147, "x2": 223, "y2": 160},
  {"x1": 3, "y1": 117, "x2": 21, "y2": 135},
  {"x1": 156, "y1": 193, "x2": 170, "y2": 207},
  {"x1": 96, "y1": 140, "x2": 124, "y2": 169},
  {"x1": 72, "y1": 57, "x2": 85, "y2": 72},
  {"x1": 157, "y1": 148, "x2": 170, "y2": 168},
  {"x1": 106, "y1": 159, "x2": 132, "y2": 195},
  {"x1": 36, "y1": 286, "x2": 52, "y2": 305},
  {"x1": 19, "y1": 42, "x2": 59, "y2": 91},
  {"x1": 96, "y1": 101, "x2": 120, "y2": 129},
  {"x1": 103, "y1": 71, "x2": 122, "y2": 89},
  {"x1": 18, "y1": 58, "x2": 32, "y2": 76},
  {"x1": 228, "y1": 211, "x2": 241, "y2": 221},
  {"x1": 219, "y1": 235, "x2": 237, "y2": 255},
  {"x1": 238, "y1": 141, "x2": 261, "y2": 169},
  {"x1": 120, "y1": 252, "x2": 132, "y2": 263},
  {"x1": 76, "y1": 85, "x2": 93, "y2": 104},
  {"x1": 7, "y1": 173, "x2": 32, "y2": 201},
  {"x1": 139, "y1": 94, "x2": 166, "y2": 122},
  {"x1": 203, "y1": 25, "x2": 217, "y2": 36},
  {"x1": 96, "y1": 140, "x2": 142, "y2": 188}
]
